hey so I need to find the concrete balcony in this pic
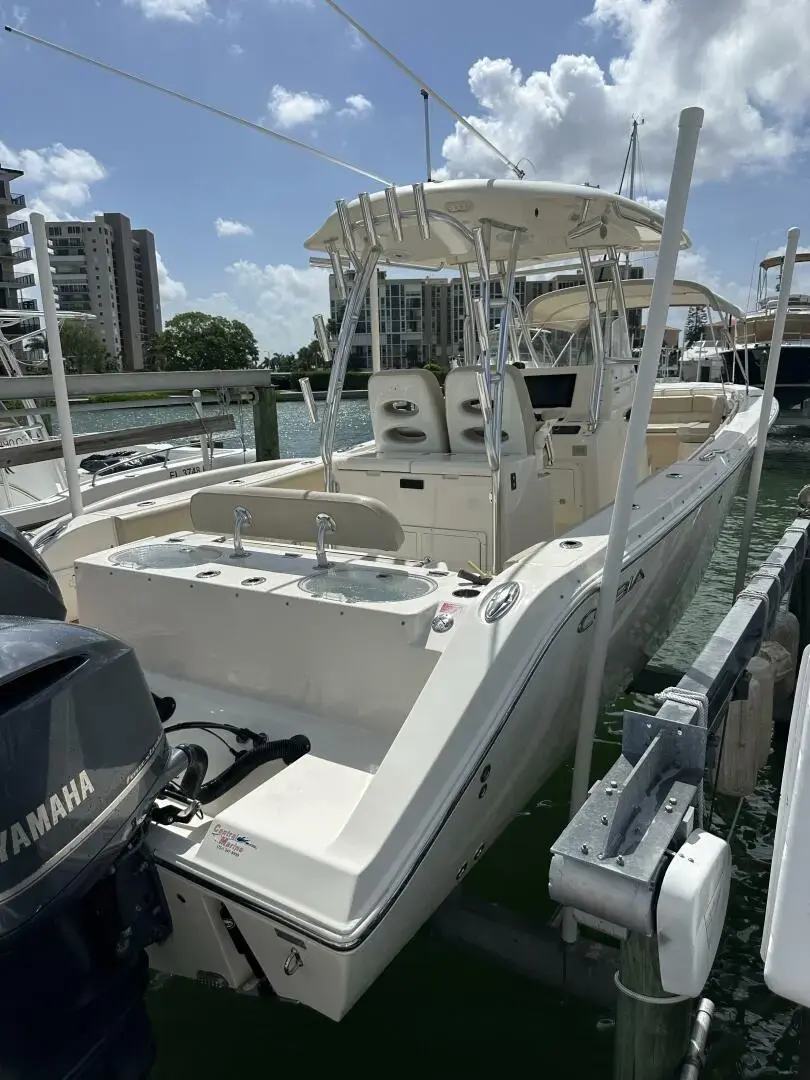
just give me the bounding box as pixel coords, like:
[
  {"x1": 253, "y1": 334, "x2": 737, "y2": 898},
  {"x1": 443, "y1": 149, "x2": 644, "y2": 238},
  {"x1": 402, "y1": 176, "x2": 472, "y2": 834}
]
[
  {"x1": 0, "y1": 192, "x2": 26, "y2": 212},
  {"x1": 8, "y1": 273, "x2": 35, "y2": 289},
  {"x1": 0, "y1": 220, "x2": 28, "y2": 240},
  {"x1": 0, "y1": 247, "x2": 32, "y2": 265}
]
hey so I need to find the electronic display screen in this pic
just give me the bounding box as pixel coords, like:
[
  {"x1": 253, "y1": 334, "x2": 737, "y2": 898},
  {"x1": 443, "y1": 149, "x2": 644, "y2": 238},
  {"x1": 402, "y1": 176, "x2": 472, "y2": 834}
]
[{"x1": 523, "y1": 372, "x2": 577, "y2": 411}]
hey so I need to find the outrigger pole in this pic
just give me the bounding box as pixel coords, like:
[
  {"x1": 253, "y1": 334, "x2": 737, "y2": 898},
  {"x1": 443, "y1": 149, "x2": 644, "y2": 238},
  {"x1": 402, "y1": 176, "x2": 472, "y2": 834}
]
[{"x1": 4, "y1": 25, "x2": 393, "y2": 186}]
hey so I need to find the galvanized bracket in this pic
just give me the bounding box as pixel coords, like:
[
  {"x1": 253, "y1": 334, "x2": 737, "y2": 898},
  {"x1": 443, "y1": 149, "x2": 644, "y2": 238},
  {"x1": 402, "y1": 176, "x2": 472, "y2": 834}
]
[
  {"x1": 550, "y1": 516, "x2": 810, "y2": 938},
  {"x1": 550, "y1": 713, "x2": 705, "y2": 935}
]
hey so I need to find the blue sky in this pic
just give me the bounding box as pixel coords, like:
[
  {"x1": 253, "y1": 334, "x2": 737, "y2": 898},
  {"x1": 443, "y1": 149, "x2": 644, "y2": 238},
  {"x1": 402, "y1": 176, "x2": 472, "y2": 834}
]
[{"x1": 1, "y1": 0, "x2": 808, "y2": 354}]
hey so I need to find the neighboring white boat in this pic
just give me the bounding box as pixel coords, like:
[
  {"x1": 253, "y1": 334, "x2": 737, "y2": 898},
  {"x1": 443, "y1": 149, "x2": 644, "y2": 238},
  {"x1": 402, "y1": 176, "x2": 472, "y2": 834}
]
[
  {"x1": 0, "y1": 311, "x2": 255, "y2": 529},
  {"x1": 53, "y1": 176, "x2": 772, "y2": 1021},
  {"x1": 523, "y1": 276, "x2": 743, "y2": 387},
  {"x1": 3, "y1": 435, "x2": 255, "y2": 531}
]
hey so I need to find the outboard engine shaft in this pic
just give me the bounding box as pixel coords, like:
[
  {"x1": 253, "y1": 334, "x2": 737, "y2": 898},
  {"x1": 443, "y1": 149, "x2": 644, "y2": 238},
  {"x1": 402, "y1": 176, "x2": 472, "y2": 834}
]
[{"x1": 0, "y1": 618, "x2": 185, "y2": 1079}]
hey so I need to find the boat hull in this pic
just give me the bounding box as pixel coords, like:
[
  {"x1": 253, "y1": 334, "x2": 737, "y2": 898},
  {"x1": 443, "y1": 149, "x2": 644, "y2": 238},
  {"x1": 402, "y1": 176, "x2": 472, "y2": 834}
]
[
  {"x1": 3, "y1": 446, "x2": 253, "y2": 530},
  {"x1": 149, "y1": 436, "x2": 748, "y2": 1020}
]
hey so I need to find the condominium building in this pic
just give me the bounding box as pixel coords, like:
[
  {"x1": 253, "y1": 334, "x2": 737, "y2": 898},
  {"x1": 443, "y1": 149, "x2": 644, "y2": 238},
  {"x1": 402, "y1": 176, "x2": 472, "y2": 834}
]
[
  {"x1": 328, "y1": 265, "x2": 643, "y2": 369},
  {"x1": 0, "y1": 161, "x2": 38, "y2": 349},
  {"x1": 46, "y1": 213, "x2": 162, "y2": 370}
]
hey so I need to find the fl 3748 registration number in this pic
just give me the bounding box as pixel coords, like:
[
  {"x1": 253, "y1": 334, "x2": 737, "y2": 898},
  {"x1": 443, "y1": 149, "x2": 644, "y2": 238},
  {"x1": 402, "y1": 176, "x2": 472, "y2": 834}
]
[{"x1": 168, "y1": 465, "x2": 202, "y2": 479}]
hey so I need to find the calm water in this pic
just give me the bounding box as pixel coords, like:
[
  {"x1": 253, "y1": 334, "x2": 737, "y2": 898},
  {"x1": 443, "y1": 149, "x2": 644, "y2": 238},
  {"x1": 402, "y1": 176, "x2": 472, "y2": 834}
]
[{"x1": 75, "y1": 402, "x2": 810, "y2": 1077}]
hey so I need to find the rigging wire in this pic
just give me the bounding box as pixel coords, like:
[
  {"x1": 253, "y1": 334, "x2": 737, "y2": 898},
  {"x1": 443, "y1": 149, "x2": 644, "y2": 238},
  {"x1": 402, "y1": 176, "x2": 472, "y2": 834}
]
[
  {"x1": 3, "y1": 25, "x2": 393, "y2": 186},
  {"x1": 321, "y1": 0, "x2": 526, "y2": 180}
]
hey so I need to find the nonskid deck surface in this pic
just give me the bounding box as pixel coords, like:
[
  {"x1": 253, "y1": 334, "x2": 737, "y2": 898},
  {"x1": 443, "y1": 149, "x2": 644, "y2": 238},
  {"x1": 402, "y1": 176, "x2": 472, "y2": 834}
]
[{"x1": 149, "y1": 672, "x2": 396, "y2": 783}]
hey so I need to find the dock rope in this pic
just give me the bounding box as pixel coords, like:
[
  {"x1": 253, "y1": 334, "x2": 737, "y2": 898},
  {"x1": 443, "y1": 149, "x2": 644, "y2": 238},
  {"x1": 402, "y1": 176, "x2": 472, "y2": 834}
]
[
  {"x1": 738, "y1": 571, "x2": 776, "y2": 623},
  {"x1": 614, "y1": 971, "x2": 690, "y2": 1005},
  {"x1": 654, "y1": 687, "x2": 709, "y2": 728}
]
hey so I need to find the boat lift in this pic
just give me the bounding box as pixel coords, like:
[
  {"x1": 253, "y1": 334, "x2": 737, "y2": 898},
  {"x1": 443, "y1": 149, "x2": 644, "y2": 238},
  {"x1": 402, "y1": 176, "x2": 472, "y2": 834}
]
[{"x1": 550, "y1": 223, "x2": 802, "y2": 1079}]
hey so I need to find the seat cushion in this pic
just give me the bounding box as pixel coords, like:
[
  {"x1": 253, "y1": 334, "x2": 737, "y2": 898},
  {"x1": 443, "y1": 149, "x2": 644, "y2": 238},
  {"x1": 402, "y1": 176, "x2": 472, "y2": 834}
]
[
  {"x1": 677, "y1": 421, "x2": 712, "y2": 444},
  {"x1": 190, "y1": 485, "x2": 405, "y2": 552}
]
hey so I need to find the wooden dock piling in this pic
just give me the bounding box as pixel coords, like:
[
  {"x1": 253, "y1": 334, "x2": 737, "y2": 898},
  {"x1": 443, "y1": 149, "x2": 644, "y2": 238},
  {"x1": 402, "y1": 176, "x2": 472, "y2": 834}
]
[
  {"x1": 252, "y1": 387, "x2": 280, "y2": 462},
  {"x1": 614, "y1": 933, "x2": 694, "y2": 1080}
]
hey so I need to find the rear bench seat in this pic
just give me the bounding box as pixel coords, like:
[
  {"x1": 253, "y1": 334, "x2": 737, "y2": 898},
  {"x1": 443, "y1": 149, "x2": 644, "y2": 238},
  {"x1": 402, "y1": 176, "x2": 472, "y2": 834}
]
[{"x1": 647, "y1": 391, "x2": 726, "y2": 471}]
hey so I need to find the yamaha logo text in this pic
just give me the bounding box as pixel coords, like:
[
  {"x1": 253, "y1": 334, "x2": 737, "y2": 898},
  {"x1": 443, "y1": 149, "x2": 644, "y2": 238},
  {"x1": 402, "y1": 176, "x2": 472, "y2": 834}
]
[{"x1": 0, "y1": 771, "x2": 95, "y2": 863}]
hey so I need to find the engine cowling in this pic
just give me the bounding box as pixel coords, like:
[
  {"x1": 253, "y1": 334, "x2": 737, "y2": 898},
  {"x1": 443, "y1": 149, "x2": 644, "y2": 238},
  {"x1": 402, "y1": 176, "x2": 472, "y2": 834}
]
[
  {"x1": 0, "y1": 513, "x2": 66, "y2": 620},
  {"x1": 0, "y1": 617, "x2": 184, "y2": 1079}
]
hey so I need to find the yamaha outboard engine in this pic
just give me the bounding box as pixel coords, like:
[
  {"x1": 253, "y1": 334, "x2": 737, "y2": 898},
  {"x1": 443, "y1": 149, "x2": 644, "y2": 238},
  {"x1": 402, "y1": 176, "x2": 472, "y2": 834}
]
[
  {"x1": 0, "y1": 513, "x2": 66, "y2": 620},
  {"x1": 0, "y1": 518, "x2": 186, "y2": 1079}
]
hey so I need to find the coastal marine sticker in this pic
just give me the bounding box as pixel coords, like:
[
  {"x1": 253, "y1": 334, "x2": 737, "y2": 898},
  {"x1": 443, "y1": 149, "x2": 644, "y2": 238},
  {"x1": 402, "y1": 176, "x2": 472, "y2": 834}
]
[
  {"x1": 576, "y1": 569, "x2": 645, "y2": 634},
  {"x1": 210, "y1": 823, "x2": 257, "y2": 858}
]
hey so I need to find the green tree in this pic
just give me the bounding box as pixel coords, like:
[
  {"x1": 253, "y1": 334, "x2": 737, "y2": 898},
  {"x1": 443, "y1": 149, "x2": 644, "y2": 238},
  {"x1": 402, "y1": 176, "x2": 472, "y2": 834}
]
[
  {"x1": 293, "y1": 339, "x2": 324, "y2": 371},
  {"x1": 28, "y1": 319, "x2": 119, "y2": 374},
  {"x1": 147, "y1": 312, "x2": 259, "y2": 371},
  {"x1": 684, "y1": 305, "x2": 709, "y2": 348}
]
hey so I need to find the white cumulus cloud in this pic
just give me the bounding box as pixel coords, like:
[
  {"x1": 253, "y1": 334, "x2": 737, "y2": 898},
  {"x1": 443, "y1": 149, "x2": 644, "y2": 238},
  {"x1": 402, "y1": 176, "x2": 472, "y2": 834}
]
[
  {"x1": 337, "y1": 93, "x2": 373, "y2": 119},
  {"x1": 267, "y1": 85, "x2": 331, "y2": 129},
  {"x1": 440, "y1": 0, "x2": 810, "y2": 190},
  {"x1": 228, "y1": 42, "x2": 244, "y2": 56},
  {"x1": 0, "y1": 140, "x2": 107, "y2": 220},
  {"x1": 346, "y1": 26, "x2": 364, "y2": 50},
  {"x1": 181, "y1": 261, "x2": 328, "y2": 354},
  {"x1": 156, "y1": 252, "x2": 188, "y2": 305},
  {"x1": 215, "y1": 217, "x2": 253, "y2": 237},
  {"x1": 123, "y1": 0, "x2": 210, "y2": 21}
]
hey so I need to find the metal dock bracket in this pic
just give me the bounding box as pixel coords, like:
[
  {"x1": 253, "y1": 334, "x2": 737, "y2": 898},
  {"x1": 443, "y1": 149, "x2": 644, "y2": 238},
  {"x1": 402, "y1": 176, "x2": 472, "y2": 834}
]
[
  {"x1": 551, "y1": 516, "x2": 810, "y2": 939},
  {"x1": 550, "y1": 714, "x2": 706, "y2": 935}
]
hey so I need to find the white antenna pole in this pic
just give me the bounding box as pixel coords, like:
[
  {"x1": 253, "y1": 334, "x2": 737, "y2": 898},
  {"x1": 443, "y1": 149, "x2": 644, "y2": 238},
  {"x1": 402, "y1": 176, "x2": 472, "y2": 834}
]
[
  {"x1": 322, "y1": 0, "x2": 525, "y2": 180},
  {"x1": 421, "y1": 88, "x2": 433, "y2": 182},
  {"x1": 734, "y1": 226, "x2": 801, "y2": 596},
  {"x1": 562, "y1": 106, "x2": 704, "y2": 943},
  {"x1": 4, "y1": 25, "x2": 392, "y2": 186},
  {"x1": 30, "y1": 213, "x2": 83, "y2": 519},
  {"x1": 628, "y1": 119, "x2": 638, "y2": 201}
]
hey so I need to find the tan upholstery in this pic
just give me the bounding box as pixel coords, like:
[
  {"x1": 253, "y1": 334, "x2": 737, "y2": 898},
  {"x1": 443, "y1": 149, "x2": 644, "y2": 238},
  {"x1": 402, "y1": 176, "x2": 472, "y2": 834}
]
[
  {"x1": 648, "y1": 391, "x2": 725, "y2": 433},
  {"x1": 677, "y1": 421, "x2": 713, "y2": 445},
  {"x1": 114, "y1": 504, "x2": 192, "y2": 546},
  {"x1": 189, "y1": 484, "x2": 405, "y2": 552},
  {"x1": 368, "y1": 369, "x2": 449, "y2": 455},
  {"x1": 646, "y1": 390, "x2": 727, "y2": 471},
  {"x1": 445, "y1": 365, "x2": 537, "y2": 455}
]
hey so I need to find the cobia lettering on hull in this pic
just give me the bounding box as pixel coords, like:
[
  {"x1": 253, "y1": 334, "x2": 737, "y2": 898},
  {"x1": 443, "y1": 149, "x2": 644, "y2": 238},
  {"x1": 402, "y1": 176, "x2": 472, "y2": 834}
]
[{"x1": 576, "y1": 569, "x2": 646, "y2": 634}]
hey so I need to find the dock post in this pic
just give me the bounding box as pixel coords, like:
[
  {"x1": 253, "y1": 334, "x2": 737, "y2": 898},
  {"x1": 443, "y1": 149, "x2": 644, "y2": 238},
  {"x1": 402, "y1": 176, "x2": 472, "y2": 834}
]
[
  {"x1": 614, "y1": 933, "x2": 693, "y2": 1080},
  {"x1": 252, "y1": 387, "x2": 279, "y2": 462},
  {"x1": 790, "y1": 552, "x2": 810, "y2": 658}
]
